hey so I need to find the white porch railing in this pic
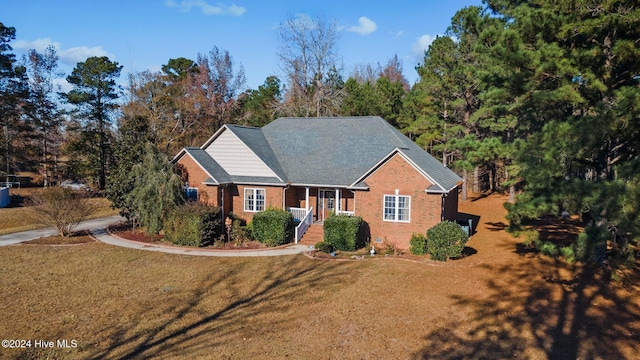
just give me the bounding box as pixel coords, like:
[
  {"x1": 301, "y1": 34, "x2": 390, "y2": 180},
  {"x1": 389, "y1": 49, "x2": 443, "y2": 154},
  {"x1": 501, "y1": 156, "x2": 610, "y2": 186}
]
[
  {"x1": 336, "y1": 210, "x2": 355, "y2": 216},
  {"x1": 294, "y1": 207, "x2": 313, "y2": 244},
  {"x1": 288, "y1": 207, "x2": 307, "y2": 221}
]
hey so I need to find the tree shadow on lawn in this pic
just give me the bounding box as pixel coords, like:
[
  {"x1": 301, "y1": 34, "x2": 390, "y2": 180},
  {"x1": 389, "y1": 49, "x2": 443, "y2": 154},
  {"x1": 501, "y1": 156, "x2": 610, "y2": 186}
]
[
  {"x1": 412, "y1": 257, "x2": 640, "y2": 359},
  {"x1": 87, "y1": 255, "x2": 354, "y2": 359}
]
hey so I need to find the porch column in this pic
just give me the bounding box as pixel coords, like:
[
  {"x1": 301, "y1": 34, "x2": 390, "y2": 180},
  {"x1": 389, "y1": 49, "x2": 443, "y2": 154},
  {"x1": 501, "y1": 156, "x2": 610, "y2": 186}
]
[
  {"x1": 335, "y1": 188, "x2": 340, "y2": 213},
  {"x1": 305, "y1": 187, "x2": 310, "y2": 211}
]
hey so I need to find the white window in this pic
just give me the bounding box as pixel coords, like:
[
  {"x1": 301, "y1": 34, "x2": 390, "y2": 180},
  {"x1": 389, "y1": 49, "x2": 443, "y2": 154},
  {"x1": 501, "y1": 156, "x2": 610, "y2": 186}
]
[
  {"x1": 383, "y1": 194, "x2": 410, "y2": 222},
  {"x1": 244, "y1": 188, "x2": 265, "y2": 212}
]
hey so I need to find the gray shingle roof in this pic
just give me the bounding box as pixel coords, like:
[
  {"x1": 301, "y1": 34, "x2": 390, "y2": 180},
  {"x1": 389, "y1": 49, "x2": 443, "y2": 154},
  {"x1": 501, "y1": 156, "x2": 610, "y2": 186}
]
[
  {"x1": 182, "y1": 117, "x2": 461, "y2": 193},
  {"x1": 182, "y1": 148, "x2": 230, "y2": 185},
  {"x1": 262, "y1": 117, "x2": 461, "y2": 192}
]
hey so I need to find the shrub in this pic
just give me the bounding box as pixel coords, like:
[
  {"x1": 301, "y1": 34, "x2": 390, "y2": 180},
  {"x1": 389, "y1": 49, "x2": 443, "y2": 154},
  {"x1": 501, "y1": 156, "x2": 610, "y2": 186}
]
[
  {"x1": 382, "y1": 240, "x2": 403, "y2": 256},
  {"x1": 560, "y1": 245, "x2": 576, "y2": 263},
  {"x1": 539, "y1": 241, "x2": 558, "y2": 257},
  {"x1": 522, "y1": 229, "x2": 540, "y2": 248},
  {"x1": 30, "y1": 187, "x2": 93, "y2": 237},
  {"x1": 252, "y1": 208, "x2": 294, "y2": 247},
  {"x1": 323, "y1": 215, "x2": 364, "y2": 251},
  {"x1": 409, "y1": 233, "x2": 428, "y2": 255},
  {"x1": 426, "y1": 221, "x2": 469, "y2": 261},
  {"x1": 164, "y1": 203, "x2": 222, "y2": 247}
]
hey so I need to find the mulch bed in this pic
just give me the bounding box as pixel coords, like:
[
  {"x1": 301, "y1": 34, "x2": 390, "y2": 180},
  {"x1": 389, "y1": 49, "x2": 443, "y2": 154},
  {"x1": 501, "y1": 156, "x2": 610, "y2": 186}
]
[
  {"x1": 108, "y1": 223, "x2": 164, "y2": 243},
  {"x1": 107, "y1": 222, "x2": 267, "y2": 250}
]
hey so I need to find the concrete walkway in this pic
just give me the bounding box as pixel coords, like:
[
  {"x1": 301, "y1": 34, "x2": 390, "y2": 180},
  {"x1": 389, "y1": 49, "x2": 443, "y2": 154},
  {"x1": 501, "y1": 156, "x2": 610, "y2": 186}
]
[
  {"x1": 0, "y1": 215, "x2": 126, "y2": 246},
  {"x1": 0, "y1": 216, "x2": 309, "y2": 257}
]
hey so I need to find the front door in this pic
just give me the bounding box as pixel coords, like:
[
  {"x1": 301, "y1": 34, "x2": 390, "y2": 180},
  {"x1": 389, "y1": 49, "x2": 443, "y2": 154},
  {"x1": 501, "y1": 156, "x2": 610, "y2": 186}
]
[{"x1": 318, "y1": 190, "x2": 336, "y2": 221}]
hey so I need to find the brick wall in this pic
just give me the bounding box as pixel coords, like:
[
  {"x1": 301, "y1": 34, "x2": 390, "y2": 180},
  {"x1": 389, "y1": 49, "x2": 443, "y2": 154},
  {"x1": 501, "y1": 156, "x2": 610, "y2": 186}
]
[
  {"x1": 356, "y1": 153, "x2": 449, "y2": 250},
  {"x1": 176, "y1": 154, "x2": 219, "y2": 206},
  {"x1": 229, "y1": 185, "x2": 284, "y2": 222}
]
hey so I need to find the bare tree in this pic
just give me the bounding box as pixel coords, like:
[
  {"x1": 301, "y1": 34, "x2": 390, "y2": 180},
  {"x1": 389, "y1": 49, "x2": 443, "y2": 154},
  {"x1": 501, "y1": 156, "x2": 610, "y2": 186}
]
[
  {"x1": 278, "y1": 14, "x2": 342, "y2": 117},
  {"x1": 30, "y1": 187, "x2": 92, "y2": 237},
  {"x1": 192, "y1": 47, "x2": 246, "y2": 133},
  {"x1": 120, "y1": 48, "x2": 245, "y2": 155},
  {"x1": 380, "y1": 54, "x2": 410, "y2": 91}
]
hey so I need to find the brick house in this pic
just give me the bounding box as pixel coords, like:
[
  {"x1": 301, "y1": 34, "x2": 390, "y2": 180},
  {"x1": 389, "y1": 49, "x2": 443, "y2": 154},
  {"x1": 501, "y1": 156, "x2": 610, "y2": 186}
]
[{"x1": 172, "y1": 116, "x2": 462, "y2": 250}]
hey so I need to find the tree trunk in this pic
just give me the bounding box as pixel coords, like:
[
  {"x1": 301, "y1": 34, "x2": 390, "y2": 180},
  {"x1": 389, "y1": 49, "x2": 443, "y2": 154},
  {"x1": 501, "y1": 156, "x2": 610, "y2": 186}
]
[
  {"x1": 462, "y1": 169, "x2": 468, "y2": 201},
  {"x1": 473, "y1": 166, "x2": 480, "y2": 194}
]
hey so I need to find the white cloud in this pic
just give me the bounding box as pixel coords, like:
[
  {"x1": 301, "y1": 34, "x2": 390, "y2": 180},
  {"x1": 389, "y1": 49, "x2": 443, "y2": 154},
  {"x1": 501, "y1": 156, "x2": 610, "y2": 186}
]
[
  {"x1": 347, "y1": 16, "x2": 377, "y2": 35},
  {"x1": 13, "y1": 38, "x2": 111, "y2": 65},
  {"x1": 412, "y1": 34, "x2": 438, "y2": 56},
  {"x1": 165, "y1": 0, "x2": 246, "y2": 16},
  {"x1": 59, "y1": 46, "x2": 109, "y2": 65}
]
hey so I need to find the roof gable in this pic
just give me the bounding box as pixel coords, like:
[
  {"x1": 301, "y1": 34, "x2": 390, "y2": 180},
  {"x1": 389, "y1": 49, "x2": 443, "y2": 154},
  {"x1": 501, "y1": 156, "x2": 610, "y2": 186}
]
[{"x1": 203, "y1": 125, "x2": 281, "y2": 180}]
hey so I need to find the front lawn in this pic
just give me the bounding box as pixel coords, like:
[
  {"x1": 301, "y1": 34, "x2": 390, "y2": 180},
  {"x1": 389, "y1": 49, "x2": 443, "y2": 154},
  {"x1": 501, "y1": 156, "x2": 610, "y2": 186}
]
[{"x1": 0, "y1": 195, "x2": 638, "y2": 359}]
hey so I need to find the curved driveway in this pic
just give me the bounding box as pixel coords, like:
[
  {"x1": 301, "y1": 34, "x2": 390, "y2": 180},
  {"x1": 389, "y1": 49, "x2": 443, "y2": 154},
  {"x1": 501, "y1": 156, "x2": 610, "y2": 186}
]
[{"x1": 0, "y1": 216, "x2": 309, "y2": 257}]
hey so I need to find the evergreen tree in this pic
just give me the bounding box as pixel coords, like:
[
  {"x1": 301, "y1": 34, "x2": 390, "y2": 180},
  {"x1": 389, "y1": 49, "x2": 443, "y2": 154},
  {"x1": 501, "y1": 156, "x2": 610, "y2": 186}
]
[
  {"x1": 0, "y1": 22, "x2": 29, "y2": 176},
  {"x1": 481, "y1": 0, "x2": 640, "y2": 243},
  {"x1": 25, "y1": 45, "x2": 63, "y2": 186},
  {"x1": 106, "y1": 115, "x2": 155, "y2": 220},
  {"x1": 240, "y1": 75, "x2": 282, "y2": 127},
  {"x1": 62, "y1": 56, "x2": 122, "y2": 190}
]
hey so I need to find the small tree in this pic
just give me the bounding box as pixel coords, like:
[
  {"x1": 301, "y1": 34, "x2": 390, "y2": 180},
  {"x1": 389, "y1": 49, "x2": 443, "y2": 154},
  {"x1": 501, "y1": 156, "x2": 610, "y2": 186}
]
[
  {"x1": 30, "y1": 187, "x2": 92, "y2": 237},
  {"x1": 128, "y1": 143, "x2": 183, "y2": 235}
]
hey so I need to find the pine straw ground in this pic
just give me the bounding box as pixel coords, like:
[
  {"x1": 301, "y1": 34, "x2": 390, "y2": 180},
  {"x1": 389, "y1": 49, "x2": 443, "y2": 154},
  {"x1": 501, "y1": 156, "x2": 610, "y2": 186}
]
[{"x1": 0, "y1": 194, "x2": 638, "y2": 359}]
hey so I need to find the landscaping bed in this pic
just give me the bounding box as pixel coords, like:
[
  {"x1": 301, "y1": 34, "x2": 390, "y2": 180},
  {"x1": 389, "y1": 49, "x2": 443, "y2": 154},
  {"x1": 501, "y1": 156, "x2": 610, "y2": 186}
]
[{"x1": 108, "y1": 222, "x2": 268, "y2": 249}]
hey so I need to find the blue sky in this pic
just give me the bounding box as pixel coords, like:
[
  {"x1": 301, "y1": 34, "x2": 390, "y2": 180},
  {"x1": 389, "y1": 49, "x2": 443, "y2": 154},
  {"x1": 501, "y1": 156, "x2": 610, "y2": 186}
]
[{"x1": 4, "y1": 0, "x2": 483, "y2": 91}]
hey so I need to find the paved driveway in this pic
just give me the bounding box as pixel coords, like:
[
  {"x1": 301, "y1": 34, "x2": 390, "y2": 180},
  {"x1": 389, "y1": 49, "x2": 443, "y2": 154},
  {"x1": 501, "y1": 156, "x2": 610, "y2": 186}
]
[{"x1": 0, "y1": 216, "x2": 309, "y2": 256}]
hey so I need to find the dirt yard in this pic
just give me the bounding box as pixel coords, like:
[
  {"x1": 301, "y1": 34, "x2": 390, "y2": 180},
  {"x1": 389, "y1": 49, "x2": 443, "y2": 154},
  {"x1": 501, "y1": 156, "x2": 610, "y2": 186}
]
[{"x1": 0, "y1": 194, "x2": 638, "y2": 359}]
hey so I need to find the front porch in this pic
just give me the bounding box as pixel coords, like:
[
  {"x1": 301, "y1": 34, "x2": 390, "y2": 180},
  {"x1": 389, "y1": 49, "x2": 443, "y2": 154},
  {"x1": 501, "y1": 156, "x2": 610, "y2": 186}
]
[
  {"x1": 285, "y1": 186, "x2": 355, "y2": 223},
  {"x1": 285, "y1": 186, "x2": 355, "y2": 244},
  {"x1": 284, "y1": 186, "x2": 356, "y2": 222}
]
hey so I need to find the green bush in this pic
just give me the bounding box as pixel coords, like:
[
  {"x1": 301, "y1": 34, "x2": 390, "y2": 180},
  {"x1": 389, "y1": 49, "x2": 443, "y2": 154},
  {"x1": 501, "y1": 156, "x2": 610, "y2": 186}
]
[
  {"x1": 560, "y1": 245, "x2": 576, "y2": 263},
  {"x1": 522, "y1": 229, "x2": 540, "y2": 248},
  {"x1": 426, "y1": 221, "x2": 469, "y2": 261},
  {"x1": 409, "y1": 233, "x2": 428, "y2": 255},
  {"x1": 539, "y1": 241, "x2": 558, "y2": 257},
  {"x1": 323, "y1": 215, "x2": 364, "y2": 251},
  {"x1": 252, "y1": 208, "x2": 294, "y2": 247},
  {"x1": 164, "y1": 203, "x2": 222, "y2": 247}
]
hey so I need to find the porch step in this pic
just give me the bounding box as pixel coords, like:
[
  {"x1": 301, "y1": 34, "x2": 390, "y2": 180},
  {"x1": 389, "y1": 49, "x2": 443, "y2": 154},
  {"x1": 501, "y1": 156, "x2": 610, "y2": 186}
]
[{"x1": 298, "y1": 224, "x2": 324, "y2": 246}]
